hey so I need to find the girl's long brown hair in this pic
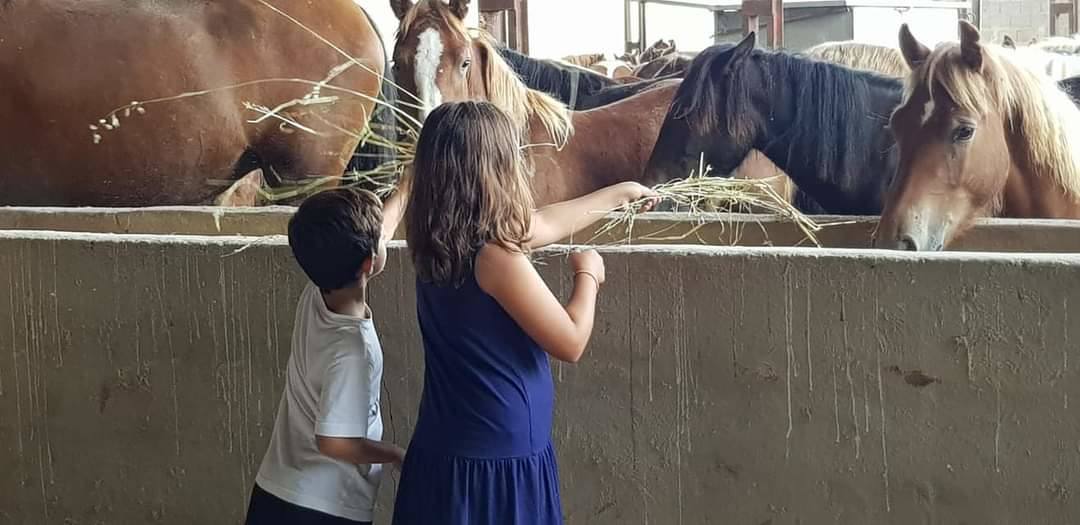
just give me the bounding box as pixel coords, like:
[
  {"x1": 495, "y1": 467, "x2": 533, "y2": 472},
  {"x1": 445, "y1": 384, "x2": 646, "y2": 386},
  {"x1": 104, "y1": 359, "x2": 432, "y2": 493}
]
[{"x1": 406, "y1": 101, "x2": 534, "y2": 285}]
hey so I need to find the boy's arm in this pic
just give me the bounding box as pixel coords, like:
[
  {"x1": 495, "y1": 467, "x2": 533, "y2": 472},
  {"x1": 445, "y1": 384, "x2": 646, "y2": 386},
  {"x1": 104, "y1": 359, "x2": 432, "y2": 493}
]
[
  {"x1": 316, "y1": 352, "x2": 401, "y2": 466},
  {"x1": 316, "y1": 436, "x2": 405, "y2": 467},
  {"x1": 528, "y1": 182, "x2": 657, "y2": 250}
]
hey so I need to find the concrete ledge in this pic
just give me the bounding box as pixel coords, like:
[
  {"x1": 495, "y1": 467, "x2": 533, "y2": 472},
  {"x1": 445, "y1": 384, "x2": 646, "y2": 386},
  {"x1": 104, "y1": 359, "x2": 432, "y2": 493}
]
[
  {"x1": 1, "y1": 231, "x2": 1078, "y2": 523},
  {"x1": 0, "y1": 206, "x2": 296, "y2": 237},
  {"x1": 3, "y1": 207, "x2": 1080, "y2": 252}
]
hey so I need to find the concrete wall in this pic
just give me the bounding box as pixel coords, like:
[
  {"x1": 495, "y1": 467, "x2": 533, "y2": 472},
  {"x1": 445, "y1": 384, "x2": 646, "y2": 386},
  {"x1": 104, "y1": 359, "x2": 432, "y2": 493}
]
[{"x1": 2, "y1": 230, "x2": 1080, "y2": 523}]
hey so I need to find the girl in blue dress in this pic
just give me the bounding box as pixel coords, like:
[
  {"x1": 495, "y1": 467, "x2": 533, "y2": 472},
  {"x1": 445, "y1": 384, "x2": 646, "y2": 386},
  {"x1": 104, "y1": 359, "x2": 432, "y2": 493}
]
[{"x1": 389, "y1": 101, "x2": 656, "y2": 524}]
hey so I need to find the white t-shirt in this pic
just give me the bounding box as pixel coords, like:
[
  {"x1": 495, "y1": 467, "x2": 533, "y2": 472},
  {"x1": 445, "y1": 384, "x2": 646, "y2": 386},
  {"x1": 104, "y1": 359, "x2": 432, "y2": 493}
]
[{"x1": 255, "y1": 283, "x2": 384, "y2": 522}]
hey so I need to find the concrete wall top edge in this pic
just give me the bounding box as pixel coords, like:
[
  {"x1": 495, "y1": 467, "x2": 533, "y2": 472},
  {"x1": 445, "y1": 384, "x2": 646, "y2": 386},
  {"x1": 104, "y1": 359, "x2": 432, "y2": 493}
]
[
  {"x1": 5, "y1": 206, "x2": 1080, "y2": 228},
  {"x1": 5, "y1": 229, "x2": 1080, "y2": 266}
]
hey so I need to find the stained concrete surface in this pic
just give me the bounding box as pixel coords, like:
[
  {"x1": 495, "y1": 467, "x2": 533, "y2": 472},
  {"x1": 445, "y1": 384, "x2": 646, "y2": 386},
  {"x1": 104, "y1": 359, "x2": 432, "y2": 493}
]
[
  {"x1": 3, "y1": 207, "x2": 1080, "y2": 253},
  {"x1": 1, "y1": 231, "x2": 1079, "y2": 523}
]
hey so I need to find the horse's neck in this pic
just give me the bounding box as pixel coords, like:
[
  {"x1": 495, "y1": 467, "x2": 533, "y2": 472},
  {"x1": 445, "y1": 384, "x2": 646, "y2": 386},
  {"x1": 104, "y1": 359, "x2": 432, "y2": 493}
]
[
  {"x1": 1002, "y1": 157, "x2": 1080, "y2": 218},
  {"x1": 582, "y1": 77, "x2": 669, "y2": 109},
  {"x1": 523, "y1": 83, "x2": 677, "y2": 205},
  {"x1": 755, "y1": 64, "x2": 901, "y2": 214}
]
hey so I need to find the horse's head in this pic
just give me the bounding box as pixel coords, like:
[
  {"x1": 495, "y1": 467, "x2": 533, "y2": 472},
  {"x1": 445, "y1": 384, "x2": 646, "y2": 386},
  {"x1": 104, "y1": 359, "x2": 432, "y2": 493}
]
[
  {"x1": 643, "y1": 34, "x2": 760, "y2": 186},
  {"x1": 877, "y1": 22, "x2": 1013, "y2": 251},
  {"x1": 390, "y1": 0, "x2": 570, "y2": 145},
  {"x1": 390, "y1": 0, "x2": 486, "y2": 121}
]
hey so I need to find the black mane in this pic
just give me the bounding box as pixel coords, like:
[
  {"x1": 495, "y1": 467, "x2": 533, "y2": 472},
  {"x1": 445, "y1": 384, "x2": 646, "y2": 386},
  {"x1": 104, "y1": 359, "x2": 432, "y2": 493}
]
[
  {"x1": 496, "y1": 46, "x2": 616, "y2": 109},
  {"x1": 672, "y1": 43, "x2": 905, "y2": 214},
  {"x1": 496, "y1": 45, "x2": 680, "y2": 110}
]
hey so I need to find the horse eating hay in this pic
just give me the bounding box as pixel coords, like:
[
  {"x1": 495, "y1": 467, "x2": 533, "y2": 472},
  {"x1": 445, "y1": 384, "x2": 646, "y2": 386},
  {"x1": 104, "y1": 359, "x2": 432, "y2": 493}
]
[{"x1": 643, "y1": 34, "x2": 906, "y2": 215}]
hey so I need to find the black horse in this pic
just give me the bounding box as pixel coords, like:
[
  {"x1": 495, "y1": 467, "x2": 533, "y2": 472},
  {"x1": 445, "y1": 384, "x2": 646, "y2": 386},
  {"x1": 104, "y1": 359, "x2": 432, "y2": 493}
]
[
  {"x1": 643, "y1": 35, "x2": 1080, "y2": 215},
  {"x1": 644, "y1": 34, "x2": 906, "y2": 215}
]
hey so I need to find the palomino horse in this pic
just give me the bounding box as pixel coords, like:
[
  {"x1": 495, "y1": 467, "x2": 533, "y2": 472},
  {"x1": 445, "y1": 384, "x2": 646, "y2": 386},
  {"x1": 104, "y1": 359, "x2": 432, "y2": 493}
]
[
  {"x1": 1025, "y1": 35, "x2": 1080, "y2": 55},
  {"x1": 644, "y1": 34, "x2": 907, "y2": 215},
  {"x1": 561, "y1": 53, "x2": 637, "y2": 79},
  {"x1": 389, "y1": 0, "x2": 678, "y2": 206},
  {"x1": 0, "y1": 1, "x2": 389, "y2": 206},
  {"x1": 875, "y1": 22, "x2": 1080, "y2": 251},
  {"x1": 804, "y1": 41, "x2": 909, "y2": 77},
  {"x1": 1000, "y1": 35, "x2": 1080, "y2": 80}
]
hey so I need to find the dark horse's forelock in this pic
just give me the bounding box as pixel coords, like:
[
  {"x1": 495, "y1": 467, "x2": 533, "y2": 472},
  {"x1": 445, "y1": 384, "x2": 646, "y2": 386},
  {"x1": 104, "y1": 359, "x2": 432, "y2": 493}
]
[
  {"x1": 669, "y1": 44, "x2": 757, "y2": 146},
  {"x1": 671, "y1": 44, "x2": 897, "y2": 188}
]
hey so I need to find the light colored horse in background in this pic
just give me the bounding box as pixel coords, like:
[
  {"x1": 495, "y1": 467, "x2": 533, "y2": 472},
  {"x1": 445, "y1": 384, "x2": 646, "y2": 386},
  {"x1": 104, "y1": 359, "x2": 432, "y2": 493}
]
[
  {"x1": 1001, "y1": 35, "x2": 1080, "y2": 79},
  {"x1": 561, "y1": 53, "x2": 637, "y2": 79},
  {"x1": 1024, "y1": 35, "x2": 1080, "y2": 55},
  {"x1": 804, "y1": 40, "x2": 909, "y2": 76}
]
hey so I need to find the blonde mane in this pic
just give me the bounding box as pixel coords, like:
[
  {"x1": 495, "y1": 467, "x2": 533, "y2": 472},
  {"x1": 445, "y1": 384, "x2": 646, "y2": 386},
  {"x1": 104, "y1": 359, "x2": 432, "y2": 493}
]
[
  {"x1": 471, "y1": 33, "x2": 574, "y2": 147},
  {"x1": 804, "y1": 41, "x2": 909, "y2": 77},
  {"x1": 398, "y1": 0, "x2": 573, "y2": 147},
  {"x1": 917, "y1": 43, "x2": 1080, "y2": 200}
]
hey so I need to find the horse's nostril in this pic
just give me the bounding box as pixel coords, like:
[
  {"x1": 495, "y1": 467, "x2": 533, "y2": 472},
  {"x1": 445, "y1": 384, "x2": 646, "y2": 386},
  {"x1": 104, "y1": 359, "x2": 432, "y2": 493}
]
[{"x1": 899, "y1": 234, "x2": 919, "y2": 251}]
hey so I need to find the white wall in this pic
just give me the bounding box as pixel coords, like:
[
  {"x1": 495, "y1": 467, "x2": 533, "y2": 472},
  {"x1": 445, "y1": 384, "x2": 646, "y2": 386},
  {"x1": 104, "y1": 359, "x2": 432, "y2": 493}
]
[
  {"x1": 851, "y1": 7, "x2": 960, "y2": 48},
  {"x1": 525, "y1": 1, "x2": 715, "y2": 58},
  {"x1": 526, "y1": 0, "x2": 626, "y2": 58}
]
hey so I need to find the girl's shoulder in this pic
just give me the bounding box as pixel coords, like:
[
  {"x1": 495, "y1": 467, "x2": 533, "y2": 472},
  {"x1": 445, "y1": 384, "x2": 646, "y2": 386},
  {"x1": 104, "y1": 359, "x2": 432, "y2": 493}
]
[{"x1": 475, "y1": 242, "x2": 532, "y2": 293}]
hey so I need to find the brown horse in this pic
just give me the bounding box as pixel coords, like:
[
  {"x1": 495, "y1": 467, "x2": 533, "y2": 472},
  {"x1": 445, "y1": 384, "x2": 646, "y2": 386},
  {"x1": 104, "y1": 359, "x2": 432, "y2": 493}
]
[
  {"x1": 390, "y1": 0, "x2": 680, "y2": 206},
  {"x1": 391, "y1": 0, "x2": 800, "y2": 208},
  {"x1": 877, "y1": 22, "x2": 1080, "y2": 251},
  {"x1": 0, "y1": 0, "x2": 387, "y2": 206}
]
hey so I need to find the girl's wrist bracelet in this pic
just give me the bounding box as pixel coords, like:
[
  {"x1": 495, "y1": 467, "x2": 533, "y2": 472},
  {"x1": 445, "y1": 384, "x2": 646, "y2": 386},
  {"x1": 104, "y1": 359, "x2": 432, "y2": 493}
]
[{"x1": 574, "y1": 271, "x2": 600, "y2": 291}]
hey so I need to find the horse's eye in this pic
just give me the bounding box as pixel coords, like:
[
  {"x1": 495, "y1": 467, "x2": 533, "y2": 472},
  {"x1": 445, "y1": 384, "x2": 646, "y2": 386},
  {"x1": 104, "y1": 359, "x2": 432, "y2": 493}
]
[
  {"x1": 952, "y1": 125, "x2": 975, "y2": 143},
  {"x1": 461, "y1": 59, "x2": 471, "y2": 70}
]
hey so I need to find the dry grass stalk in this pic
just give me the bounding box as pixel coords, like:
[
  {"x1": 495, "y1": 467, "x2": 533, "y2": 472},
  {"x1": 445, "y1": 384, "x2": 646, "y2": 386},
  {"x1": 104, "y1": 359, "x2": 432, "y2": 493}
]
[{"x1": 560, "y1": 154, "x2": 822, "y2": 253}]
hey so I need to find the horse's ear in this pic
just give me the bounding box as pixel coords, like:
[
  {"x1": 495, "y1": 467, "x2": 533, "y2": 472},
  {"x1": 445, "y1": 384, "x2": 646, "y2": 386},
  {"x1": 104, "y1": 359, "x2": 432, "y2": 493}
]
[
  {"x1": 898, "y1": 24, "x2": 930, "y2": 68},
  {"x1": 1002, "y1": 35, "x2": 1016, "y2": 49},
  {"x1": 449, "y1": 0, "x2": 471, "y2": 20},
  {"x1": 728, "y1": 32, "x2": 755, "y2": 66},
  {"x1": 958, "y1": 20, "x2": 983, "y2": 70},
  {"x1": 389, "y1": 0, "x2": 414, "y2": 20}
]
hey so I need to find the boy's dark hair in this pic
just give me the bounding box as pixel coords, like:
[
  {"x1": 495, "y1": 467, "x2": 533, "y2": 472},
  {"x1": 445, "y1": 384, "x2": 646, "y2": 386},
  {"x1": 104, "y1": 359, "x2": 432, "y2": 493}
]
[{"x1": 288, "y1": 187, "x2": 383, "y2": 291}]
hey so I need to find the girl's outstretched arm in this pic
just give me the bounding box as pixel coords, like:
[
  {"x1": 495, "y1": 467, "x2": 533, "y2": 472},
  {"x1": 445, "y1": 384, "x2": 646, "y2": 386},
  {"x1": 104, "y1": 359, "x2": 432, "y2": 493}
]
[
  {"x1": 528, "y1": 182, "x2": 658, "y2": 249},
  {"x1": 476, "y1": 244, "x2": 606, "y2": 363},
  {"x1": 380, "y1": 174, "x2": 411, "y2": 242}
]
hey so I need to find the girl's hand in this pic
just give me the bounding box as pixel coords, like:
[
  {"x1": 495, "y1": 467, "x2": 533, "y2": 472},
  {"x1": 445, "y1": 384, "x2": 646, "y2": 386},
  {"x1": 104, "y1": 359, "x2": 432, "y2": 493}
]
[
  {"x1": 569, "y1": 249, "x2": 605, "y2": 286},
  {"x1": 614, "y1": 182, "x2": 660, "y2": 211}
]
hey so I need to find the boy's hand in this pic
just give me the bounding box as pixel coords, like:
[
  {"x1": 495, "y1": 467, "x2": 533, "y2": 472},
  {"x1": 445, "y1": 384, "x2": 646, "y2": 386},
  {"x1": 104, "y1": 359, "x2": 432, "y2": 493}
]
[
  {"x1": 391, "y1": 445, "x2": 406, "y2": 471},
  {"x1": 569, "y1": 249, "x2": 605, "y2": 286}
]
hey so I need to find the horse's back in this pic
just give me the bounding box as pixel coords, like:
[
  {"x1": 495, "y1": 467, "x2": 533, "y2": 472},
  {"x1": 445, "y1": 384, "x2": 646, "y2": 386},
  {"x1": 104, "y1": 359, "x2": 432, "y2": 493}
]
[{"x1": 0, "y1": 1, "x2": 384, "y2": 206}]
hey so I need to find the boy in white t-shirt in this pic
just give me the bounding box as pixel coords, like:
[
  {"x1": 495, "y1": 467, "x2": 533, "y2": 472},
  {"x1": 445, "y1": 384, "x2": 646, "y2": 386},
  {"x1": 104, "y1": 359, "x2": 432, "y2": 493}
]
[{"x1": 246, "y1": 187, "x2": 406, "y2": 525}]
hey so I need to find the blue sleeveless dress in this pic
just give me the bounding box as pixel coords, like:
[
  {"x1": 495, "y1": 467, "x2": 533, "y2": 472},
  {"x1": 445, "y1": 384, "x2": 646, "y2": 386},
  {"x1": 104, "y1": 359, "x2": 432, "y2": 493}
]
[{"x1": 391, "y1": 270, "x2": 563, "y2": 525}]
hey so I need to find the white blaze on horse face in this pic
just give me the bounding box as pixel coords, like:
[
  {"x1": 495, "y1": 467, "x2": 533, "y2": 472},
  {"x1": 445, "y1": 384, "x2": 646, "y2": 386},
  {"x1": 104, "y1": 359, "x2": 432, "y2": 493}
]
[
  {"x1": 415, "y1": 28, "x2": 444, "y2": 121},
  {"x1": 920, "y1": 99, "x2": 935, "y2": 125}
]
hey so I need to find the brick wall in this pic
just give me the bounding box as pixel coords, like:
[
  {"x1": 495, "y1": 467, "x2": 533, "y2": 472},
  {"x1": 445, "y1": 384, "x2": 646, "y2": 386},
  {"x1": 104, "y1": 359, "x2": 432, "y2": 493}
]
[{"x1": 978, "y1": 0, "x2": 1052, "y2": 43}]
